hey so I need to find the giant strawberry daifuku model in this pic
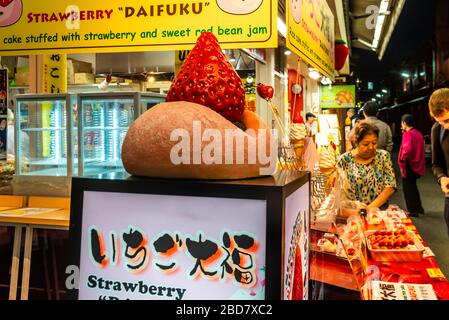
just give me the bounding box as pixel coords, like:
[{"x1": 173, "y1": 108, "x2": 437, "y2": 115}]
[
  {"x1": 121, "y1": 32, "x2": 275, "y2": 179},
  {"x1": 166, "y1": 32, "x2": 246, "y2": 124}
]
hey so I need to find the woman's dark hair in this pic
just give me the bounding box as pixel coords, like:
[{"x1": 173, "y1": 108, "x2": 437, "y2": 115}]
[
  {"x1": 354, "y1": 122, "x2": 379, "y2": 145},
  {"x1": 401, "y1": 114, "x2": 414, "y2": 127}
]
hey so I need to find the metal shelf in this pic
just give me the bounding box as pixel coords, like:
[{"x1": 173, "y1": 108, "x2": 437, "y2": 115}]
[
  {"x1": 21, "y1": 128, "x2": 67, "y2": 132},
  {"x1": 82, "y1": 126, "x2": 129, "y2": 131},
  {"x1": 24, "y1": 158, "x2": 69, "y2": 166}
]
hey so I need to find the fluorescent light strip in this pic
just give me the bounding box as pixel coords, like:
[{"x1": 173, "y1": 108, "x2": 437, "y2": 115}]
[
  {"x1": 372, "y1": 0, "x2": 389, "y2": 49},
  {"x1": 113, "y1": 106, "x2": 118, "y2": 161},
  {"x1": 372, "y1": 15, "x2": 385, "y2": 48},
  {"x1": 54, "y1": 103, "x2": 61, "y2": 162},
  {"x1": 379, "y1": 0, "x2": 406, "y2": 59},
  {"x1": 379, "y1": 0, "x2": 389, "y2": 13}
]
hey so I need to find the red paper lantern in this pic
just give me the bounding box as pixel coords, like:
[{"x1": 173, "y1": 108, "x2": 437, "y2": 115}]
[{"x1": 335, "y1": 40, "x2": 349, "y2": 71}]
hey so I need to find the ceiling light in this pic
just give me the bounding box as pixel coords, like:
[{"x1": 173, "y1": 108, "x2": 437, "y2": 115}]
[
  {"x1": 401, "y1": 72, "x2": 410, "y2": 78},
  {"x1": 371, "y1": 98, "x2": 377, "y2": 102},
  {"x1": 376, "y1": 94, "x2": 381, "y2": 98},
  {"x1": 320, "y1": 77, "x2": 332, "y2": 85},
  {"x1": 382, "y1": 89, "x2": 388, "y2": 93},
  {"x1": 284, "y1": 50, "x2": 292, "y2": 56},
  {"x1": 308, "y1": 68, "x2": 320, "y2": 80}
]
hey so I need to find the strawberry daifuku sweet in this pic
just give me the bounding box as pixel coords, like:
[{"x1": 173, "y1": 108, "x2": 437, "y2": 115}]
[{"x1": 166, "y1": 32, "x2": 246, "y2": 123}]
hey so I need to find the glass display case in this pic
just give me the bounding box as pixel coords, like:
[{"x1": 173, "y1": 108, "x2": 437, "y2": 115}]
[
  {"x1": 138, "y1": 92, "x2": 166, "y2": 114},
  {"x1": 77, "y1": 92, "x2": 165, "y2": 176},
  {"x1": 14, "y1": 93, "x2": 75, "y2": 177}
]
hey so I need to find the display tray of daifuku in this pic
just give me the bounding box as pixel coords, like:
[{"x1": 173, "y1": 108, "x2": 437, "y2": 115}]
[{"x1": 366, "y1": 229, "x2": 424, "y2": 263}]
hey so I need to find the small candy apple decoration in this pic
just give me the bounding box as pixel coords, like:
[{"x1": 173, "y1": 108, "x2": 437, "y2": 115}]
[
  {"x1": 257, "y1": 83, "x2": 274, "y2": 101},
  {"x1": 256, "y1": 83, "x2": 287, "y2": 137}
]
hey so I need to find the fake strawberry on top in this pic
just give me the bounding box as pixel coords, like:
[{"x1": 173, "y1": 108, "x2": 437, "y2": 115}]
[{"x1": 166, "y1": 32, "x2": 246, "y2": 123}]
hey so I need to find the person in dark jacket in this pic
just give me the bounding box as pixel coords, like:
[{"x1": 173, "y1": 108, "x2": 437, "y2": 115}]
[
  {"x1": 429, "y1": 88, "x2": 449, "y2": 236},
  {"x1": 398, "y1": 114, "x2": 425, "y2": 217},
  {"x1": 362, "y1": 102, "x2": 393, "y2": 153}
]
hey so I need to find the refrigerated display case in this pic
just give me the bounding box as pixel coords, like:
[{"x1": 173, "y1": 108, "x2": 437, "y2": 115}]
[
  {"x1": 138, "y1": 92, "x2": 166, "y2": 114},
  {"x1": 77, "y1": 92, "x2": 165, "y2": 177},
  {"x1": 12, "y1": 93, "x2": 75, "y2": 196},
  {"x1": 15, "y1": 93, "x2": 75, "y2": 176}
]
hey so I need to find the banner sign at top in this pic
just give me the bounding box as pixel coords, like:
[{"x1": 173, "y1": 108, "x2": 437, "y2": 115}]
[
  {"x1": 0, "y1": 0, "x2": 277, "y2": 56},
  {"x1": 286, "y1": 0, "x2": 335, "y2": 80}
]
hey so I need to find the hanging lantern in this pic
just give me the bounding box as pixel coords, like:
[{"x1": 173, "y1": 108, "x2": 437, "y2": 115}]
[{"x1": 335, "y1": 40, "x2": 349, "y2": 71}]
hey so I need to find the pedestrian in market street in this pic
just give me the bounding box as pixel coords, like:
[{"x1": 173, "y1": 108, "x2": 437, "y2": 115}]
[
  {"x1": 362, "y1": 101, "x2": 393, "y2": 153},
  {"x1": 429, "y1": 88, "x2": 449, "y2": 236},
  {"x1": 346, "y1": 108, "x2": 357, "y2": 130},
  {"x1": 398, "y1": 114, "x2": 425, "y2": 217},
  {"x1": 305, "y1": 112, "x2": 317, "y2": 138},
  {"x1": 337, "y1": 122, "x2": 397, "y2": 210}
]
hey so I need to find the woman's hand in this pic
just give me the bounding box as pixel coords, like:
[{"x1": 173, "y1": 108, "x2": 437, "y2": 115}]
[{"x1": 367, "y1": 187, "x2": 396, "y2": 209}]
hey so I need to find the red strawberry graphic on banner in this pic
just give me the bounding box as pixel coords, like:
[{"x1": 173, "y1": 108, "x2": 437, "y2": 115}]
[
  {"x1": 0, "y1": 0, "x2": 22, "y2": 27},
  {"x1": 166, "y1": 32, "x2": 246, "y2": 123},
  {"x1": 0, "y1": 0, "x2": 14, "y2": 7}
]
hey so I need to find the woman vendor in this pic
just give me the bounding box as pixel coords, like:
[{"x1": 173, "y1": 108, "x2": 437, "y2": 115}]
[{"x1": 337, "y1": 122, "x2": 397, "y2": 209}]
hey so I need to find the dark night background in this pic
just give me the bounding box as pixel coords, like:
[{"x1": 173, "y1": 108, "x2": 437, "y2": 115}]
[{"x1": 351, "y1": 0, "x2": 436, "y2": 90}]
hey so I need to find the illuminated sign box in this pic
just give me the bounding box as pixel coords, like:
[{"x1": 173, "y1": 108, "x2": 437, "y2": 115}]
[
  {"x1": 67, "y1": 171, "x2": 310, "y2": 300},
  {"x1": 0, "y1": 0, "x2": 277, "y2": 56},
  {"x1": 320, "y1": 85, "x2": 356, "y2": 109}
]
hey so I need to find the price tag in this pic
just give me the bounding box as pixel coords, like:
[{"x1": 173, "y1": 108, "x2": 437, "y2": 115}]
[{"x1": 427, "y1": 268, "x2": 445, "y2": 278}]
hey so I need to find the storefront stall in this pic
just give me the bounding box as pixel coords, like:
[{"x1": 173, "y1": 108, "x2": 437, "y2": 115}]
[
  {"x1": 307, "y1": 157, "x2": 449, "y2": 300},
  {"x1": 0, "y1": 0, "x2": 279, "y2": 196},
  {"x1": 1, "y1": 0, "x2": 315, "y2": 301},
  {"x1": 66, "y1": 171, "x2": 310, "y2": 300}
]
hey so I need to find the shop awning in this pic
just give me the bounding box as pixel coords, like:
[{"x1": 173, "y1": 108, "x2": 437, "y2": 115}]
[{"x1": 349, "y1": 0, "x2": 406, "y2": 60}]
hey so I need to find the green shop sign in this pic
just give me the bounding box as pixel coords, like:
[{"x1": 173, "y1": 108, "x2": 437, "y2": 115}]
[{"x1": 320, "y1": 85, "x2": 356, "y2": 109}]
